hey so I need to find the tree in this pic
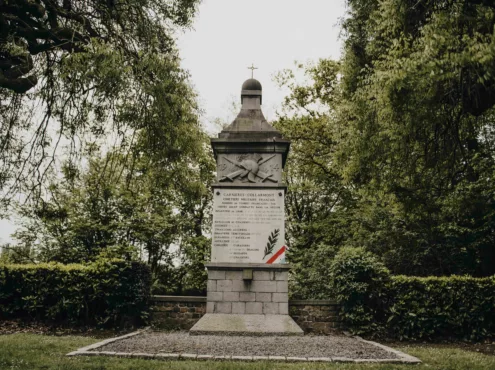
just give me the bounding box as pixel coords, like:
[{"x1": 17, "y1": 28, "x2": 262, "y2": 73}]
[
  {"x1": 276, "y1": 0, "x2": 495, "y2": 283},
  {"x1": 13, "y1": 125, "x2": 214, "y2": 290},
  {"x1": 0, "y1": 0, "x2": 201, "y2": 210},
  {"x1": 337, "y1": 0, "x2": 495, "y2": 276},
  {"x1": 273, "y1": 60, "x2": 356, "y2": 298},
  {"x1": 1, "y1": 0, "x2": 198, "y2": 93}
]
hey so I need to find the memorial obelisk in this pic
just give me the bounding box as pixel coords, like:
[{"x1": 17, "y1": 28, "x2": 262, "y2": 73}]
[{"x1": 190, "y1": 72, "x2": 303, "y2": 335}]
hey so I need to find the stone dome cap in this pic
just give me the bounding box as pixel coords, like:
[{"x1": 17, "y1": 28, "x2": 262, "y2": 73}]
[
  {"x1": 241, "y1": 78, "x2": 262, "y2": 104},
  {"x1": 242, "y1": 78, "x2": 262, "y2": 91}
]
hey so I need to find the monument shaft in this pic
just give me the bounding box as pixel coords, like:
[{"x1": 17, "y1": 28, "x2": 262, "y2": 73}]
[{"x1": 191, "y1": 78, "x2": 302, "y2": 335}]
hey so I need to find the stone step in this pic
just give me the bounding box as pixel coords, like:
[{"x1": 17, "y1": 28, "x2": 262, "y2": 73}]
[{"x1": 189, "y1": 313, "x2": 304, "y2": 336}]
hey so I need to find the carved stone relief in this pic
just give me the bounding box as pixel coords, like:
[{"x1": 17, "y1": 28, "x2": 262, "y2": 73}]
[{"x1": 217, "y1": 153, "x2": 282, "y2": 183}]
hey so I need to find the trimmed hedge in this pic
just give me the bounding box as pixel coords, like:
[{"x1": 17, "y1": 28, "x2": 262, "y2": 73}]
[
  {"x1": 0, "y1": 259, "x2": 151, "y2": 327},
  {"x1": 330, "y1": 247, "x2": 495, "y2": 340},
  {"x1": 388, "y1": 275, "x2": 495, "y2": 340}
]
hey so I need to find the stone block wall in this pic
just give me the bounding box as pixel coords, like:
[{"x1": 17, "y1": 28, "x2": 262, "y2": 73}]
[
  {"x1": 206, "y1": 267, "x2": 289, "y2": 315},
  {"x1": 289, "y1": 300, "x2": 342, "y2": 333},
  {"x1": 150, "y1": 296, "x2": 341, "y2": 334},
  {"x1": 151, "y1": 296, "x2": 206, "y2": 330}
]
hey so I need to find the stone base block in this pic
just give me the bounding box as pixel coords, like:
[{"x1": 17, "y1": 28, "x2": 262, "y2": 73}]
[
  {"x1": 189, "y1": 314, "x2": 304, "y2": 336},
  {"x1": 205, "y1": 263, "x2": 291, "y2": 315}
]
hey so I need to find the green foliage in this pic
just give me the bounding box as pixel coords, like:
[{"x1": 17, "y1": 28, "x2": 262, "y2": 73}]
[
  {"x1": 329, "y1": 247, "x2": 391, "y2": 335},
  {"x1": 289, "y1": 243, "x2": 338, "y2": 300},
  {"x1": 276, "y1": 0, "x2": 495, "y2": 278},
  {"x1": 336, "y1": 0, "x2": 495, "y2": 276},
  {"x1": 11, "y1": 125, "x2": 214, "y2": 279},
  {"x1": 330, "y1": 248, "x2": 495, "y2": 340},
  {"x1": 151, "y1": 235, "x2": 210, "y2": 296},
  {"x1": 388, "y1": 275, "x2": 495, "y2": 341},
  {"x1": 0, "y1": 0, "x2": 201, "y2": 211},
  {"x1": 0, "y1": 260, "x2": 151, "y2": 327}
]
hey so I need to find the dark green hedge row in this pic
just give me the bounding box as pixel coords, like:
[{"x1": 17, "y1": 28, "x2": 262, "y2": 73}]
[
  {"x1": 330, "y1": 247, "x2": 495, "y2": 340},
  {"x1": 0, "y1": 259, "x2": 151, "y2": 327}
]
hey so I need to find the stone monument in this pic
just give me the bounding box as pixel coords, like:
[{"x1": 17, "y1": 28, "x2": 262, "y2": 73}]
[{"x1": 190, "y1": 75, "x2": 303, "y2": 335}]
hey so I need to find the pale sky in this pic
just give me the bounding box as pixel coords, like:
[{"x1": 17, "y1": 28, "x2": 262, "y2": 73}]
[
  {"x1": 0, "y1": 0, "x2": 346, "y2": 245},
  {"x1": 178, "y1": 0, "x2": 346, "y2": 131}
]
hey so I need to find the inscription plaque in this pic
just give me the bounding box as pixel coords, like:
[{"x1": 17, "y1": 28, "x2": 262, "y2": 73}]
[{"x1": 211, "y1": 188, "x2": 285, "y2": 263}]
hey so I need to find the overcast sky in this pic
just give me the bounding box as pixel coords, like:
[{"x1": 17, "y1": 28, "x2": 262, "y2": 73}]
[
  {"x1": 178, "y1": 0, "x2": 346, "y2": 132},
  {"x1": 0, "y1": 0, "x2": 347, "y2": 244}
]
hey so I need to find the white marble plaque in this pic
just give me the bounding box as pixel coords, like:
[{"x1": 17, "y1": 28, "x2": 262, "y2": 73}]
[{"x1": 211, "y1": 188, "x2": 285, "y2": 263}]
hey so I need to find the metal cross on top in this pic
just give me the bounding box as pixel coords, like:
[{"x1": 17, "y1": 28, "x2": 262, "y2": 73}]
[{"x1": 247, "y1": 63, "x2": 258, "y2": 78}]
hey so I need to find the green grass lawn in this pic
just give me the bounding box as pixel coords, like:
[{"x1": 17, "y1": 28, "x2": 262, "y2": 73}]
[{"x1": 0, "y1": 333, "x2": 494, "y2": 370}]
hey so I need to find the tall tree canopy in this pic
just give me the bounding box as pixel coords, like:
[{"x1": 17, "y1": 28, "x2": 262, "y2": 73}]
[
  {"x1": 277, "y1": 0, "x2": 495, "y2": 294},
  {"x1": 0, "y1": 0, "x2": 201, "y2": 209},
  {"x1": 339, "y1": 0, "x2": 495, "y2": 276},
  {"x1": 1, "y1": 0, "x2": 214, "y2": 293}
]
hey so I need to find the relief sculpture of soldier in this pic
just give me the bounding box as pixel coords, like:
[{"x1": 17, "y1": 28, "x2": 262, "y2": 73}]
[{"x1": 218, "y1": 154, "x2": 279, "y2": 183}]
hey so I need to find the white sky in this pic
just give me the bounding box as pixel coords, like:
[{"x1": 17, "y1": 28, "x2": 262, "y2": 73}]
[
  {"x1": 0, "y1": 0, "x2": 346, "y2": 245},
  {"x1": 178, "y1": 0, "x2": 346, "y2": 131}
]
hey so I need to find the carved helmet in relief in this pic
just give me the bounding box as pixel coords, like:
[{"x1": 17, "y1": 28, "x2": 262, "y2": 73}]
[{"x1": 237, "y1": 154, "x2": 262, "y2": 182}]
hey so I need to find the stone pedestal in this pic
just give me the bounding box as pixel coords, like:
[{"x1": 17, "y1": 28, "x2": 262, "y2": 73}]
[
  {"x1": 205, "y1": 263, "x2": 290, "y2": 315},
  {"x1": 190, "y1": 263, "x2": 303, "y2": 335}
]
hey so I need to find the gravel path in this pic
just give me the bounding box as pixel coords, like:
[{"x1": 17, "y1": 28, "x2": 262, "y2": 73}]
[{"x1": 95, "y1": 332, "x2": 400, "y2": 359}]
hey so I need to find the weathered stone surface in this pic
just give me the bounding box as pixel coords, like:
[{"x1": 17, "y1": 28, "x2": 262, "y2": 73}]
[
  {"x1": 208, "y1": 270, "x2": 225, "y2": 280},
  {"x1": 289, "y1": 303, "x2": 342, "y2": 333},
  {"x1": 263, "y1": 302, "x2": 279, "y2": 315},
  {"x1": 272, "y1": 293, "x2": 288, "y2": 302},
  {"x1": 155, "y1": 353, "x2": 180, "y2": 359},
  {"x1": 232, "y1": 302, "x2": 246, "y2": 314},
  {"x1": 130, "y1": 353, "x2": 155, "y2": 359},
  {"x1": 245, "y1": 302, "x2": 263, "y2": 314},
  {"x1": 214, "y1": 355, "x2": 232, "y2": 360},
  {"x1": 276, "y1": 281, "x2": 288, "y2": 293},
  {"x1": 232, "y1": 355, "x2": 254, "y2": 361},
  {"x1": 226, "y1": 270, "x2": 243, "y2": 280},
  {"x1": 239, "y1": 292, "x2": 256, "y2": 302},
  {"x1": 279, "y1": 303, "x2": 289, "y2": 315},
  {"x1": 232, "y1": 279, "x2": 250, "y2": 292},
  {"x1": 251, "y1": 280, "x2": 277, "y2": 292},
  {"x1": 223, "y1": 292, "x2": 240, "y2": 302},
  {"x1": 216, "y1": 280, "x2": 233, "y2": 292},
  {"x1": 207, "y1": 280, "x2": 216, "y2": 292},
  {"x1": 216, "y1": 154, "x2": 283, "y2": 184},
  {"x1": 181, "y1": 353, "x2": 198, "y2": 359},
  {"x1": 269, "y1": 355, "x2": 287, "y2": 361},
  {"x1": 207, "y1": 292, "x2": 223, "y2": 302},
  {"x1": 255, "y1": 292, "x2": 271, "y2": 302},
  {"x1": 211, "y1": 189, "x2": 285, "y2": 264},
  {"x1": 252, "y1": 356, "x2": 269, "y2": 361},
  {"x1": 253, "y1": 271, "x2": 271, "y2": 281},
  {"x1": 197, "y1": 355, "x2": 214, "y2": 360},
  {"x1": 308, "y1": 357, "x2": 333, "y2": 362},
  {"x1": 275, "y1": 271, "x2": 288, "y2": 281},
  {"x1": 189, "y1": 314, "x2": 304, "y2": 336},
  {"x1": 206, "y1": 302, "x2": 215, "y2": 314},
  {"x1": 216, "y1": 302, "x2": 232, "y2": 314},
  {"x1": 286, "y1": 356, "x2": 308, "y2": 361}
]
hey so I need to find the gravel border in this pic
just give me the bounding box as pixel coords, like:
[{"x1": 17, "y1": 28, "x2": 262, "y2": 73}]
[{"x1": 66, "y1": 330, "x2": 421, "y2": 364}]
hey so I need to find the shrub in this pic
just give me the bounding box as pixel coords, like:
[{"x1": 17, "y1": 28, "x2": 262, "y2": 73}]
[
  {"x1": 289, "y1": 243, "x2": 338, "y2": 299},
  {"x1": 329, "y1": 247, "x2": 495, "y2": 340},
  {"x1": 388, "y1": 275, "x2": 495, "y2": 341},
  {"x1": 0, "y1": 259, "x2": 151, "y2": 327},
  {"x1": 329, "y1": 247, "x2": 391, "y2": 335}
]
